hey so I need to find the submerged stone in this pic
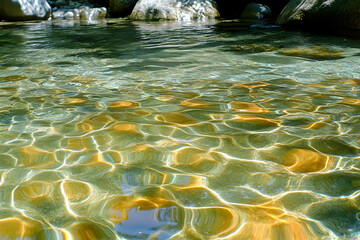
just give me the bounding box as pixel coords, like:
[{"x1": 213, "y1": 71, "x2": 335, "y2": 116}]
[
  {"x1": 277, "y1": 46, "x2": 344, "y2": 60},
  {"x1": 229, "y1": 44, "x2": 278, "y2": 53}
]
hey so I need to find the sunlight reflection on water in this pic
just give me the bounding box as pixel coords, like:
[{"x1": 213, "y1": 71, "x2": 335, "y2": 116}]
[{"x1": 0, "y1": 19, "x2": 360, "y2": 239}]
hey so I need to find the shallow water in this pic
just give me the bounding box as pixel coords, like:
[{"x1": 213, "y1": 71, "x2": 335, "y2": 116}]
[{"x1": 0, "y1": 19, "x2": 360, "y2": 239}]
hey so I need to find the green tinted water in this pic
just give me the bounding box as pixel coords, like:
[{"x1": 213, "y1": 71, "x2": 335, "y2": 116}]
[{"x1": 0, "y1": 19, "x2": 360, "y2": 239}]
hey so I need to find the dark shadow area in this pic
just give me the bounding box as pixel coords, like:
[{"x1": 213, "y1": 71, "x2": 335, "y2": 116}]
[{"x1": 215, "y1": 0, "x2": 290, "y2": 19}]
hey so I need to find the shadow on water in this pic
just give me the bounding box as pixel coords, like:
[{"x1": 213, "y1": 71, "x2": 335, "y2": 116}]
[
  {"x1": 2, "y1": 19, "x2": 360, "y2": 66},
  {"x1": 214, "y1": 19, "x2": 360, "y2": 61}
]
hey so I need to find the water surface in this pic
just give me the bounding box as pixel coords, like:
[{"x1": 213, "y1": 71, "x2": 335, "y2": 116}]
[{"x1": 0, "y1": 19, "x2": 360, "y2": 239}]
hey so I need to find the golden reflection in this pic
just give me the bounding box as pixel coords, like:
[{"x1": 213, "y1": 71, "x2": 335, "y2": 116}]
[
  {"x1": 108, "y1": 101, "x2": 139, "y2": 108},
  {"x1": 85, "y1": 152, "x2": 114, "y2": 167},
  {"x1": 327, "y1": 77, "x2": 360, "y2": 85},
  {"x1": 68, "y1": 75, "x2": 95, "y2": 84},
  {"x1": 154, "y1": 139, "x2": 179, "y2": 147},
  {"x1": 155, "y1": 112, "x2": 197, "y2": 126},
  {"x1": 304, "y1": 121, "x2": 327, "y2": 129},
  {"x1": 91, "y1": 115, "x2": 114, "y2": 125},
  {"x1": 233, "y1": 203, "x2": 327, "y2": 240},
  {"x1": 76, "y1": 119, "x2": 103, "y2": 133},
  {"x1": 102, "y1": 150, "x2": 122, "y2": 164},
  {"x1": 342, "y1": 98, "x2": 360, "y2": 106},
  {"x1": 171, "y1": 175, "x2": 204, "y2": 188},
  {"x1": 62, "y1": 137, "x2": 96, "y2": 151},
  {"x1": 66, "y1": 150, "x2": 114, "y2": 169},
  {"x1": 171, "y1": 147, "x2": 219, "y2": 172},
  {"x1": 77, "y1": 122, "x2": 95, "y2": 132},
  {"x1": 231, "y1": 82, "x2": 271, "y2": 91},
  {"x1": 65, "y1": 222, "x2": 114, "y2": 240},
  {"x1": 231, "y1": 115, "x2": 280, "y2": 127},
  {"x1": 0, "y1": 217, "x2": 43, "y2": 239},
  {"x1": 0, "y1": 75, "x2": 27, "y2": 81},
  {"x1": 282, "y1": 149, "x2": 330, "y2": 173},
  {"x1": 307, "y1": 83, "x2": 332, "y2": 89},
  {"x1": 180, "y1": 99, "x2": 212, "y2": 108},
  {"x1": 16, "y1": 146, "x2": 58, "y2": 168},
  {"x1": 62, "y1": 180, "x2": 92, "y2": 202},
  {"x1": 132, "y1": 144, "x2": 153, "y2": 152},
  {"x1": 236, "y1": 217, "x2": 318, "y2": 240},
  {"x1": 230, "y1": 101, "x2": 269, "y2": 113},
  {"x1": 14, "y1": 181, "x2": 53, "y2": 200},
  {"x1": 63, "y1": 138, "x2": 87, "y2": 151},
  {"x1": 64, "y1": 98, "x2": 87, "y2": 105},
  {"x1": 121, "y1": 145, "x2": 167, "y2": 165},
  {"x1": 133, "y1": 109, "x2": 152, "y2": 116},
  {"x1": 111, "y1": 122, "x2": 139, "y2": 134},
  {"x1": 192, "y1": 207, "x2": 241, "y2": 238},
  {"x1": 154, "y1": 95, "x2": 175, "y2": 102}
]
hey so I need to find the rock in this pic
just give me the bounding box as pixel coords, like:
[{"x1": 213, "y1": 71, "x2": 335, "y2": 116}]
[
  {"x1": 277, "y1": 0, "x2": 360, "y2": 30},
  {"x1": 79, "y1": 6, "x2": 107, "y2": 21},
  {"x1": 49, "y1": 0, "x2": 95, "y2": 9},
  {"x1": 258, "y1": 0, "x2": 290, "y2": 18},
  {"x1": 129, "y1": 0, "x2": 219, "y2": 21},
  {"x1": 214, "y1": 0, "x2": 247, "y2": 18},
  {"x1": 0, "y1": 0, "x2": 51, "y2": 21},
  {"x1": 52, "y1": 9, "x2": 79, "y2": 20},
  {"x1": 109, "y1": 0, "x2": 138, "y2": 17},
  {"x1": 52, "y1": 7, "x2": 106, "y2": 22},
  {"x1": 215, "y1": 0, "x2": 289, "y2": 19},
  {"x1": 240, "y1": 3, "x2": 271, "y2": 19}
]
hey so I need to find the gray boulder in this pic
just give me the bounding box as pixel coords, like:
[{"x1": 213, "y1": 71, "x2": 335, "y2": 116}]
[
  {"x1": 52, "y1": 7, "x2": 107, "y2": 22},
  {"x1": 109, "y1": 0, "x2": 138, "y2": 17},
  {"x1": 240, "y1": 3, "x2": 271, "y2": 19},
  {"x1": 0, "y1": 0, "x2": 51, "y2": 21},
  {"x1": 79, "y1": 6, "x2": 107, "y2": 20},
  {"x1": 277, "y1": 0, "x2": 360, "y2": 30},
  {"x1": 129, "y1": 0, "x2": 219, "y2": 21}
]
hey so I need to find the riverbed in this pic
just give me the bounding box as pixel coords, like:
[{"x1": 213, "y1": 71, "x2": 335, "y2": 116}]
[{"x1": 0, "y1": 19, "x2": 360, "y2": 239}]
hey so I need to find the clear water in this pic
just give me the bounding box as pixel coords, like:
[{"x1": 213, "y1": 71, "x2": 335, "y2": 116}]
[{"x1": 0, "y1": 19, "x2": 360, "y2": 239}]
